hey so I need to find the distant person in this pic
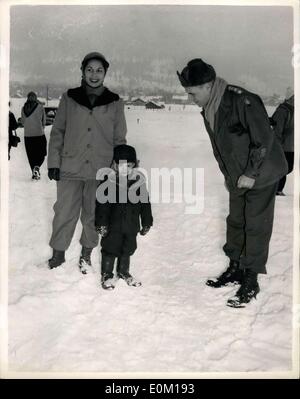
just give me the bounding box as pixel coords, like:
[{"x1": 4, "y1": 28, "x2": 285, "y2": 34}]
[
  {"x1": 95, "y1": 145, "x2": 153, "y2": 290},
  {"x1": 8, "y1": 102, "x2": 20, "y2": 160},
  {"x1": 177, "y1": 58, "x2": 288, "y2": 308},
  {"x1": 271, "y1": 95, "x2": 294, "y2": 196},
  {"x1": 21, "y1": 92, "x2": 47, "y2": 180},
  {"x1": 47, "y1": 52, "x2": 127, "y2": 273}
]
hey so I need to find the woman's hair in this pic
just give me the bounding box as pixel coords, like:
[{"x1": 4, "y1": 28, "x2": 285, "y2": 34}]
[{"x1": 27, "y1": 91, "x2": 37, "y2": 101}]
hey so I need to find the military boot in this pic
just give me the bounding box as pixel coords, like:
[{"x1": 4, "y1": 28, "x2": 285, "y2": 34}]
[
  {"x1": 227, "y1": 269, "x2": 260, "y2": 308},
  {"x1": 206, "y1": 260, "x2": 243, "y2": 288}
]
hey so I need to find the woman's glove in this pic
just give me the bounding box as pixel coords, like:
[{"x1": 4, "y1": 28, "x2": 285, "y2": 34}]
[
  {"x1": 48, "y1": 168, "x2": 60, "y2": 181},
  {"x1": 96, "y1": 225, "x2": 109, "y2": 237},
  {"x1": 140, "y1": 226, "x2": 151, "y2": 236}
]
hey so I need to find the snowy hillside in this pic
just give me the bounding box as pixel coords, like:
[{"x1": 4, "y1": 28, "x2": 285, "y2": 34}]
[{"x1": 6, "y1": 102, "x2": 295, "y2": 375}]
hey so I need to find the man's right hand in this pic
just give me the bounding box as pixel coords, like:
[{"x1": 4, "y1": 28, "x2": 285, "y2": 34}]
[
  {"x1": 237, "y1": 175, "x2": 255, "y2": 189},
  {"x1": 48, "y1": 168, "x2": 60, "y2": 181}
]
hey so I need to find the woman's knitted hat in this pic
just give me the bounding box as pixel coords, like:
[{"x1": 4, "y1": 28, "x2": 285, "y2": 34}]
[{"x1": 81, "y1": 52, "x2": 109, "y2": 72}]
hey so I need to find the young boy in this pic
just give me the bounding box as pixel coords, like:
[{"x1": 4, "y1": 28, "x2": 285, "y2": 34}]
[{"x1": 95, "y1": 144, "x2": 153, "y2": 290}]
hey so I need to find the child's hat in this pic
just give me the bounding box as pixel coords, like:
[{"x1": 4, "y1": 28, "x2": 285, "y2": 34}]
[{"x1": 113, "y1": 145, "x2": 137, "y2": 166}]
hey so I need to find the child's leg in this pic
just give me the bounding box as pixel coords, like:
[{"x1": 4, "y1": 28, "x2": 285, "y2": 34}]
[
  {"x1": 101, "y1": 231, "x2": 123, "y2": 259},
  {"x1": 101, "y1": 250, "x2": 115, "y2": 279},
  {"x1": 117, "y1": 234, "x2": 137, "y2": 275},
  {"x1": 116, "y1": 255, "x2": 130, "y2": 276},
  {"x1": 117, "y1": 234, "x2": 141, "y2": 286},
  {"x1": 100, "y1": 231, "x2": 122, "y2": 290}
]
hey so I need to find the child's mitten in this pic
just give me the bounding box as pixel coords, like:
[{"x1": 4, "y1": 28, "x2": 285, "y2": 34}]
[
  {"x1": 140, "y1": 226, "x2": 151, "y2": 236},
  {"x1": 96, "y1": 225, "x2": 109, "y2": 237}
]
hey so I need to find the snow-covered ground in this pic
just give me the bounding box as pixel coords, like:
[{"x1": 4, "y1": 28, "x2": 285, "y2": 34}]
[{"x1": 6, "y1": 99, "x2": 296, "y2": 375}]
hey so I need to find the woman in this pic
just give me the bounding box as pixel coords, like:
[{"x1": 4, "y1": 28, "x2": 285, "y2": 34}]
[
  {"x1": 21, "y1": 92, "x2": 47, "y2": 179},
  {"x1": 47, "y1": 52, "x2": 127, "y2": 273}
]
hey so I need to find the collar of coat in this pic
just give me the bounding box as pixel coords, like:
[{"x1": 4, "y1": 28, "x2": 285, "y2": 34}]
[
  {"x1": 201, "y1": 85, "x2": 231, "y2": 131},
  {"x1": 23, "y1": 101, "x2": 39, "y2": 118},
  {"x1": 201, "y1": 85, "x2": 255, "y2": 133},
  {"x1": 67, "y1": 86, "x2": 120, "y2": 110}
]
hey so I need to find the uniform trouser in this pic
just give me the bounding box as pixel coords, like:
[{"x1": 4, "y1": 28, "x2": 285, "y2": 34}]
[
  {"x1": 223, "y1": 183, "x2": 277, "y2": 274},
  {"x1": 277, "y1": 151, "x2": 294, "y2": 192},
  {"x1": 49, "y1": 179, "x2": 99, "y2": 251}
]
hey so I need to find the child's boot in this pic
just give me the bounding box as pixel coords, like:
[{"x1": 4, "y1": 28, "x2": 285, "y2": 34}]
[
  {"x1": 79, "y1": 246, "x2": 93, "y2": 274},
  {"x1": 117, "y1": 256, "x2": 142, "y2": 287},
  {"x1": 101, "y1": 254, "x2": 116, "y2": 290}
]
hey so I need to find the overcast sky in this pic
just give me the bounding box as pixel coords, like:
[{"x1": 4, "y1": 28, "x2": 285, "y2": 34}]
[{"x1": 9, "y1": 4, "x2": 294, "y2": 95}]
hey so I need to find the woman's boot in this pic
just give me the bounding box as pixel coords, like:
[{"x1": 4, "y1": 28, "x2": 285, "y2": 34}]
[
  {"x1": 79, "y1": 246, "x2": 93, "y2": 274},
  {"x1": 48, "y1": 249, "x2": 65, "y2": 269}
]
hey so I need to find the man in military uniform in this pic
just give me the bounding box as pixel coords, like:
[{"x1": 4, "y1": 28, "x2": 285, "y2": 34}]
[{"x1": 177, "y1": 59, "x2": 288, "y2": 308}]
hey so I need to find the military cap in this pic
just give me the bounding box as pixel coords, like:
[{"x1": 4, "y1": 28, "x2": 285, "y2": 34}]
[{"x1": 177, "y1": 59, "x2": 216, "y2": 87}]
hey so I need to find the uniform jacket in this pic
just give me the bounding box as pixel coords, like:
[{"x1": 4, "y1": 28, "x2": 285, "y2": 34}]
[
  {"x1": 201, "y1": 85, "x2": 288, "y2": 189},
  {"x1": 95, "y1": 172, "x2": 153, "y2": 235},
  {"x1": 47, "y1": 86, "x2": 127, "y2": 180},
  {"x1": 21, "y1": 103, "x2": 46, "y2": 137},
  {"x1": 271, "y1": 100, "x2": 294, "y2": 152}
]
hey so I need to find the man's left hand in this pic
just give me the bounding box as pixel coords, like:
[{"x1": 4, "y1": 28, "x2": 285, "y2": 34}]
[{"x1": 237, "y1": 175, "x2": 255, "y2": 189}]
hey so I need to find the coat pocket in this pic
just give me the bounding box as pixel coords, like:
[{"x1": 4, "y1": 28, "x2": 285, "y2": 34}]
[
  {"x1": 60, "y1": 153, "x2": 81, "y2": 174},
  {"x1": 231, "y1": 151, "x2": 249, "y2": 174}
]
